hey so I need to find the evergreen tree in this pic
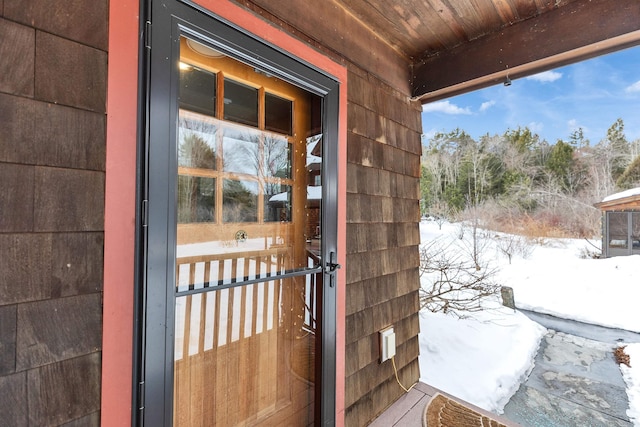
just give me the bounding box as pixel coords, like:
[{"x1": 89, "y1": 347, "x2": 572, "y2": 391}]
[{"x1": 605, "y1": 118, "x2": 630, "y2": 180}]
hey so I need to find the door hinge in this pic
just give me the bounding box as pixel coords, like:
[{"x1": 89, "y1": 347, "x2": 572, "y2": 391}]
[
  {"x1": 142, "y1": 199, "x2": 148, "y2": 227},
  {"x1": 137, "y1": 380, "x2": 145, "y2": 425},
  {"x1": 144, "y1": 20, "x2": 151, "y2": 49}
]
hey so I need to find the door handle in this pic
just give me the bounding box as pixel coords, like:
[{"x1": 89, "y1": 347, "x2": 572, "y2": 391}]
[{"x1": 324, "y1": 251, "x2": 341, "y2": 278}]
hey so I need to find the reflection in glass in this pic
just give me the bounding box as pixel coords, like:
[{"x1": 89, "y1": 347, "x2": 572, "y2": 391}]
[
  {"x1": 265, "y1": 93, "x2": 292, "y2": 135},
  {"x1": 173, "y1": 274, "x2": 318, "y2": 426},
  {"x1": 265, "y1": 184, "x2": 292, "y2": 222},
  {"x1": 179, "y1": 64, "x2": 216, "y2": 116},
  {"x1": 222, "y1": 129, "x2": 259, "y2": 175},
  {"x1": 174, "y1": 35, "x2": 323, "y2": 426},
  {"x1": 178, "y1": 115, "x2": 217, "y2": 169},
  {"x1": 224, "y1": 79, "x2": 258, "y2": 127},
  {"x1": 264, "y1": 135, "x2": 291, "y2": 179},
  {"x1": 223, "y1": 179, "x2": 258, "y2": 223},
  {"x1": 178, "y1": 176, "x2": 215, "y2": 223}
]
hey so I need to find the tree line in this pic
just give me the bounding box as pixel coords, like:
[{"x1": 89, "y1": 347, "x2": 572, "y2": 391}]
[{"x1": 421, "y1": 118, "x2": 640, "y2": 237}]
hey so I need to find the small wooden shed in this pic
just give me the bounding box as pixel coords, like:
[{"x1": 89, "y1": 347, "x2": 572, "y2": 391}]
[{"x1": 595, "y1": 188, "x2": 640, "y2": 257}]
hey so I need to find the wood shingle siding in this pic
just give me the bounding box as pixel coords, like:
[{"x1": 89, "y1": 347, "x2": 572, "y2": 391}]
[
  {"x1": 345, "y1": 66, "x2": 422, "y2": 425},
  {"x1": 0, "y1": 1, "x2": 106, "y2": 425}
]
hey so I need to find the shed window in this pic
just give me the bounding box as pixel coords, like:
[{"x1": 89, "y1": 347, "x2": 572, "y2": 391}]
[
  {"x1": 609, "y1": 212, "x2": 628, "y2": 248},
  {"x1": 633, "y1": 213, "x2": 640, "y2": 249}
]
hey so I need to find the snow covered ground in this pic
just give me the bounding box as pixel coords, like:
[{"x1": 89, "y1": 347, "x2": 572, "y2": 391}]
[{"x1": 417, "y1": 220, "x2": 640, "y2": 424}]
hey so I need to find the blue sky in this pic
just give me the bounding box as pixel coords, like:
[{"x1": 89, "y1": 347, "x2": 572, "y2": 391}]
[{"x1": 421, "y1": 46, "x2": 640, "y2": 145}]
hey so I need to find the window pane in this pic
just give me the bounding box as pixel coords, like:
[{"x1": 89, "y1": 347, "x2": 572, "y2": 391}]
[
  {"x1": 178, "y1": 176, "x2": 215, "y2": 223},
  {"x1": 178, "y1": 113, "x2": 218, "y2": 169},
  {"x1": 265, "y1": 184, "x2": 291, "y2": 222},
  {"x1": 265, "y1": 93, "x2": 292, "y2": 135},
  {"x1": 179, "y1": 64, "x2": 216, "y2": 116},
  {"x1": 608, "y1": 212, "x2": 628, "y2": 248},
  {"x1": 222, "y1": 128, "x2": 259, "y2": 175},
  {"x1": 264, "y1": 134, "x2": 291, "y2": 179},
  {"x1": 223, "y1": 179, "x2": 258, "y2": 223},
  {"x1": 223, "y1": 79, "x2": 258, "y2": 127},
  {"x1": 632, "y1": 213, "x2": 640, "y2": 249}
]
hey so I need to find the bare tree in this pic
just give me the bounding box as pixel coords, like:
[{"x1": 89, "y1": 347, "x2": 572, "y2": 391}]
[
  {"x1": 419, "y1": 237, "x2": 500, "y2": 317},
  {"x1": 495, "y1": 234, "x2": 533, "y2": 264}
]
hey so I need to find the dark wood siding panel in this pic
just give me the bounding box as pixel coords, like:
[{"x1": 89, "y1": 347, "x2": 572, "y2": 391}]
[
  {"x1": 0, "y1": 372, "x2": 27, "y2": 427},
  {"x1": 0, "y1": 95, "x2": 105, "y2": 171},
  {"x1": 27, "y1": 352, "x2": 101, "y2": 426},
  {"x1": 0, "y1": 305, "x2": 17, "y2": 376},
  {"x1": 344, "y1": 314, "x2": 419, "y2": 380},
  {"x1": 0, "y1": 234, "x2": 52, "y2": 305},
  {"x1": 0, "y1": 163, "x2": 35, "y2": 232},
  {"x1": 4, "y1": 0, "x2": 108, "y2": 50},
  {"x1": 0, "y1": 1, "x2": 107, "y2": 424},
  {"x1": 33, "y1": 167, "x2": 105, "y2": 232},
  {"x1": 0, "y1": 94, "x2": 36, "y2": 167},
  {"x1": 345, "y1": 337, "x2": 419, "y2": 407},
  {"x1": 0, "y1": 18, "x2": 34, "y2": 97},
  {"x1": 32, "y1": 102, "x2": 106, "y2": 171},
  {"x1": 345, "y1": 342, "x2": 420, "y2": 425},
  {"x1": 347, "y1": 223, "x2": 420, "y2": 254},
  {"x1": 346, "y1": 246, "x2": 419, "y2": 284},
  {"x1": 16, "y1": 294, "x2": 102, "y2": 371},
  {"x1": 347, "y1": 69, "x2": 422, "y2": 134},
  {"x1": 345, "y1": 293, "x2": 419, "y2": 358},
  {"x1": 0, "y1": 233, "x2": 103, "y2": 306},
  {"x1": 35, "y1": 31, "x2": 107, "y2": 112}
]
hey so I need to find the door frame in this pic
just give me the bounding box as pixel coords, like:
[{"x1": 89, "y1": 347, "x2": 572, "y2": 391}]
[
  {"x1": 135, "y1": 1, "x2": 344, "y2": 425},
  {"x1": 103, "y1": 1, "x2": 347, "y2": 424}
]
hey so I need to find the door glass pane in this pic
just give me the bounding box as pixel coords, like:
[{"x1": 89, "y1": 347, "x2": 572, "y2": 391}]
[
  {"x1": 224, "y1": 79, "x2": 259, "y2": 127},
  {"x1": 222, "y1": 126, "x2": 259, "y2": 175},
  {"x1": 178, "y1": 176, "x2": 215, "y2": 223},
  {"x1": 223, "y1": 179, "x2": 258, "y2": 223},
  {"x1": 265, "y1": 93, "x2": 293, "y2": 135},
  {"x1": 179, "y1": 64, "x2": 217, "y2": 116},
  {"x1": 174, "y1": 35, "x2": 323, "y2": 426}
]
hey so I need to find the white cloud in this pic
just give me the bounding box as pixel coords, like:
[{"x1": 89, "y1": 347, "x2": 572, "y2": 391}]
[
  {"x1": 422, "y1": 100, "x2": 472, "y2": 115},
  {"x1": 526, "y1": 71, "x2": 562, "y2": 83},
  {"x1": 625, "y1": 80, "x2": 640, "y2": 93},
  {"x1": 479, "y1": 100, "x2": 496, "y2": 112},
  {"x1": 528, "y1": 121, "x2": 544, "y2": 133},
  {"x1": 422, "y1": 129, "x2": 438, "y2": 140}
]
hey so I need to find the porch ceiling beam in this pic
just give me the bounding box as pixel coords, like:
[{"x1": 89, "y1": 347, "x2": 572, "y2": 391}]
[{"x1": 412, "y1": 0, "x2": 640, "y2": 103}]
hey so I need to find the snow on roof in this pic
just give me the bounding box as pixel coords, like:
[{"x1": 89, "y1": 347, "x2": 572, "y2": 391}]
[
  {"x1": 269, "y1": 186, "x2": 322, "y2": 202},
  {"x1": 602, "y1": 187, "x2": 640, "y2": 203}
]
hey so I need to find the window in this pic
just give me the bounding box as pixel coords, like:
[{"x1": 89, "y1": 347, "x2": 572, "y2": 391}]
[
  {"x1": 177, "y1": 40, "x2": 298, "y2": 227},
  {"x1": 608, "y1": 212, "x2": 628, "y2": 249}
]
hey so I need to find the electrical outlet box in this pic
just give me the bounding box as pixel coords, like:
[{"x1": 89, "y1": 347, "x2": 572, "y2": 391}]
[{"x1": 379, "y1": 327, "x2": 396, "y2": 362}]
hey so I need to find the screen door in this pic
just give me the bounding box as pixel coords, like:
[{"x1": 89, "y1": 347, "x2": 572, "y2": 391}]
[{"x1": 139, "y1": 2, "x2": 339, "y2": 426}]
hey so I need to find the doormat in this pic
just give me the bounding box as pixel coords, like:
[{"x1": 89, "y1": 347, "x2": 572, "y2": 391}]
[{"x1": 424, "y1": 393, "x2": 507, "y2": 427}]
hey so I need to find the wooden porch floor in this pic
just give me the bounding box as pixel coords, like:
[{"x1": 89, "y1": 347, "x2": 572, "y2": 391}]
[
  {"x1": 368, "y1": 382, "x2": 521, "y2": 427},
  {"x1": 368, "y1": 382, "x2": 436, "y2": 426}
]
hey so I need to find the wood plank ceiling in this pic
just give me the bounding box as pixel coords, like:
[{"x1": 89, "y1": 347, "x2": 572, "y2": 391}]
[
  {"x1": 239, "y1": 0, "x2": 640, "y2": 101},
  {"x1": 338, "y1": 0, "x2": 576, "y2": 61},
  {"x1": 336, "y1": 0, "x2": 640, "y2": 101}
]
